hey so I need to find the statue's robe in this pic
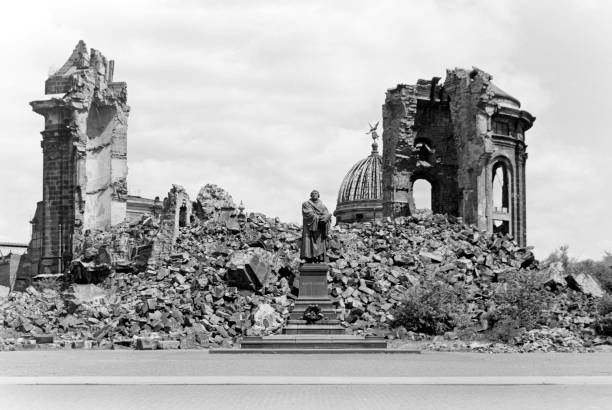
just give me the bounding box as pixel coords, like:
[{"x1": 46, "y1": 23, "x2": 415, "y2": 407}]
[{"x1": 300, "y1": 199, "x2": 331, "y2": 260}]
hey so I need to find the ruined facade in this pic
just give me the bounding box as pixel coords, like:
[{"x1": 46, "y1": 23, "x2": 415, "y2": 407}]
[
  {"x1": 382, "y1": 67, "x2": 535, "y2": 245},
  {"x1": 29, "y1": 41, "x2": 130, "y2": 274}
]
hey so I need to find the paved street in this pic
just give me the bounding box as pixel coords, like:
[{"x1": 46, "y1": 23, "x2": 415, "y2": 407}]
[{"x1": 1, "y1": 351, "x2": 612, "y2": 409}]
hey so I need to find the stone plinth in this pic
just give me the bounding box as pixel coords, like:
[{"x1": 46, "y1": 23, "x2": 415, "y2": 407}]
[
  {"x1": 240, "y1": 263, "x2": 390, "y2": 350},
  {"x1": 283, "y1": 263, "x2": 343, "y2": 335}
]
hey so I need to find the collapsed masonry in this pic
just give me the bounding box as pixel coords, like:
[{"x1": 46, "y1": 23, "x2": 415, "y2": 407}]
[
  {"x1": 23, "y1": 43, "x2": 535, "y2": 279},
  {"x1": 27, "y1": 41, "x2": 159, "y2": 276},
  {"x1": 381, "y1": 68, "x2": 535, "y2": 245}
]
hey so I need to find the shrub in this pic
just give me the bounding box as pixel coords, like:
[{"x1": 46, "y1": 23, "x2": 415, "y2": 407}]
[
  {"x1": 488, "y1": 271, "x2": 553, "y2": 342},
  {"x1": 391, "y1": 281, "x2": 465, "y2": 335},
  {"x1": 598, "y1": 294, "x2": 612, "y2": 316},
  {"x1": 595, "y1": 294, "x2": 612, "y2": 336}
]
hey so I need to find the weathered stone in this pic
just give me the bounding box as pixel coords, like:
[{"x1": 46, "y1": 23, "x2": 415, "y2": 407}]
[
  {"x1": 28, "y1": 41, "x2": 131, "y2": 276},
  {"x1": 226, "y1": 249, "x2": 271, "y2": 290},
  {"x1": 419, "y1": 251, "x2": 443, "y2": 263},
  {"x1": 566, "y1": 272, "x2": 604, "y2": 297},
  {"x1": 34, "y1": 335, "x2": 54, "y2": 344},
  {"x1": 158, "y1": 340, "x2": 180, "y2": 350},
  {"x1": 72, "y1": 284, "x2": 107, "y2": 303},
  {"x1": 381, "y1": 68, "x2": 534, "y2": 246},
  {"x1": 540, "y1": 262, "x2": 566, "y2": 290}
]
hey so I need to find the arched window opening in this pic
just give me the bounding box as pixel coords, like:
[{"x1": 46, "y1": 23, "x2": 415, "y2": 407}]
[
  {"x1": 412, "y1": 179, "x2": 432, "y2": 211},
  {"x1": 179, "y1": 203, "x2": 187, "y2": 228},
  {"x1": 492, "y1": 162, "x2": 511, "y2": 235},
  {"x1": 492, "y1": 164, "x2": 509, "y2": 212}
]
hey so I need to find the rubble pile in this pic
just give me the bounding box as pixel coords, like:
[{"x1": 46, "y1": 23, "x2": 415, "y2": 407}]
[{"x1": 1, "y1": 186, "x2": 609, "y2": 351}]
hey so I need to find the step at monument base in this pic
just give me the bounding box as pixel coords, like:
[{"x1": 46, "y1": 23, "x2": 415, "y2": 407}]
[
  {"x1": 283, "y1": 320, "x2": 345, "y2": 335},
  {"x1": 239, "y1": 263, "x2": 390, "y2": 351},
  {"x1": 240, "y1": 334, "x2": 387, "y2": 350}
]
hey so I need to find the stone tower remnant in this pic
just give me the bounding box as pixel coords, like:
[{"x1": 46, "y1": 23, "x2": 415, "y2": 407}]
[
  {"x1": 381, "y1": 67, "x2": 535, "y2": 245},
  {"x1": 29, "y1": 41, "x2": 129, "y2": 274}
]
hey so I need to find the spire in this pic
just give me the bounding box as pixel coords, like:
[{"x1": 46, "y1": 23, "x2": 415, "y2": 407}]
[{"x1": 366, "y1": 121, "x2": 380, "y2": 155}]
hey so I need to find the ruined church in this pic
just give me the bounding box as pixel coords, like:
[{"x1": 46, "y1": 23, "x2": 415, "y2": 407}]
[
  {"x1": 335, "y1": 69, "x2": 535, "y2": 246},
  {"x1": 27, "y1": 41, "x2": 160, "y2": 276},
  {"x1": 25, "y1": 42, "x2": 535, "y2": 277}
]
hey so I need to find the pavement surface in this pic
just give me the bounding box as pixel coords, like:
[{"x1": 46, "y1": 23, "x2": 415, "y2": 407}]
[{"x1": 1, "y1": 351, "x2": 612, "y2": 409}]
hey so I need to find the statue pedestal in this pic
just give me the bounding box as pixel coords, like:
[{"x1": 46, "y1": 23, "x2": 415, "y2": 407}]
[
  {"x1": 283, "y1": 263, "x2": 343, "y2": 335},
  {"x1": 239, "y1": 263, "x2": 388, "y2": 351}
]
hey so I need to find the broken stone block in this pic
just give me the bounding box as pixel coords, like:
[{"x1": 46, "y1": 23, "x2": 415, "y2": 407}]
[
  {"x1": 156, "y1": 268, "x2": 169, "y2": 281},
  {"x1": 158, "y1": 340, "x2": 180, "y2": 350},
  {"x1": 540, "y1": 262, "x2": 566, "y2": 290},
  {"x1": 72, "y1": 284, "x2": 107, "y2": 303},
  {"x1": 419, "y1": 251, "x2": 443, "y2": 263},
  {"x1": 173, "y1": 273, "x2": 186, "y2": 285},
  {"x1": 71, "y1": 340, "x2": 85, "y2": 349},
  {"x1": 34, "y1": 335, "x2": 54, "y2": 344},
  {"x1": 133, "y1": 245, "x2": 153, "y2": 270},
  {"x1": 456, "y1": 258, "x2": 473, "y2": 271},
  {"x1": 25, "y1": 286, "x2": 40, "y2": 297},
  {"x1": 566, "y1": 272, "x2": 604, "y2": 297},
  {"x1": 226, "y1": 249, "x2": 271, "y2": 290},
  {"x1": 180, "y1": 333, "x2": 197, "y2": 349},
  {"x1": 225, "y1": 219, "x2": 241, "y2": 233},
  {"x1": 252, "y1": 303, "x2": 282, "y2": 334}
]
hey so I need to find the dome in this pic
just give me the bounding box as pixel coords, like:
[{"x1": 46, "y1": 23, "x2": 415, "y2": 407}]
[
  {"x1": 337, "y1": 151, "x2": 382, "y2": 203},
  {"x1": 334, "y1": 133, "x2": 383, "y2": 223},
  {"x1": 489, "y1": 83, "x2": 521, "y2": 109}
]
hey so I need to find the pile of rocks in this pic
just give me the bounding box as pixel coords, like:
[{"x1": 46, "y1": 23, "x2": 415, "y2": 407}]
[{"x1": 1, "y1": 185, "x2": 609, "y2": 351}]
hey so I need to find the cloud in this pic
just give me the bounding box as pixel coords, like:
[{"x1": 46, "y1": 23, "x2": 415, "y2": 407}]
[{"x1": 1, "y1": 0, "x2": 611, "y2": 261}]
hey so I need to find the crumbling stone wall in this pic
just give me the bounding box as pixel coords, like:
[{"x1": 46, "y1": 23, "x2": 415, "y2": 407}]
[
  {"x1": 164, "y1": 184, "x2": 192, "y2": 236},
  {"x1": 382, "y1": 68, "x2": 534, "y2": 245},
  {"x1": 381, "y1": 84, "x2": 418, "y2": 217},
  {"x1": 29, "y1": 41, "x2": 129, "y2": 274},
  {"x1": 194, "y1": 184, "x2": 237, "y2": 223},
  {"x1": 148, "y1": 185, "x2": 192, "y2": 267}
]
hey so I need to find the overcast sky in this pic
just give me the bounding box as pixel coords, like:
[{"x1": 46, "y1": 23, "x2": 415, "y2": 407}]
[{"x1": 0, "y1": 0, "x2": 610, "y2": 261}]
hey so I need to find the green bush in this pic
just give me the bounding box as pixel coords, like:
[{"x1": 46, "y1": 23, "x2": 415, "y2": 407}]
[
  {"x1": 598, "y1": 294, "x2": 612, "y2": 316},
  {"x1": 595, "y1": 294, "x2": 612, "y2": 336},
  {"x1": 593, "y1": 270, "x2": 612, "y2": 295},
  {"x1": 391, "y1": 281, "x2": 465, "y2": 335},
  {"x1": 596, "y1": 315, "x2": 612, "y2": 336},
  {"x1": 488, "y1": 271, "x2": 552, "y2": 342}
]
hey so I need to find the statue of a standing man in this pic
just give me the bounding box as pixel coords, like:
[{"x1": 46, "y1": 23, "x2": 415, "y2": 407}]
[{"x1": 300, "y1": 190, "x2": 332, "y2": 263}]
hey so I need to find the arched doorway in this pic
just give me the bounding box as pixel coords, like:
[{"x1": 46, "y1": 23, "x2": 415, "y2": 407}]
[{"x1": 412, "y1": 178, "x2": 432, "y2": 212}]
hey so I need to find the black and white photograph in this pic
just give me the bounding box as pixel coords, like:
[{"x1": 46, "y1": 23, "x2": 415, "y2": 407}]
[{"x1": 1, "y1": 1, "x2": 612, "y2": 409}]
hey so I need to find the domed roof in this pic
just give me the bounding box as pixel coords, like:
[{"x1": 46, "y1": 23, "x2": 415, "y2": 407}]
[
  {"x1": 489, "y1": 83, "x2": 521, "y2": 108},
  {"x1": 337, "y1": 144, "x2": 382, "y2": 204}
]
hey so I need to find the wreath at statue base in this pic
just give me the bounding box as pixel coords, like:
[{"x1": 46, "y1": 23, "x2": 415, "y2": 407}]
[{"x1": 302, "y1": 304, "x2": 324, "y2": 324}]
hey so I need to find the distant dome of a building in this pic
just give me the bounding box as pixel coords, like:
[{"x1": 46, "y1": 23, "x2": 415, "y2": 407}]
[
  {"x1": 334, "y1": 125, "x2": 383, "y2": 223},
  {"x1": 489, "y1": 83, "x2": 521, "y2": 109}
]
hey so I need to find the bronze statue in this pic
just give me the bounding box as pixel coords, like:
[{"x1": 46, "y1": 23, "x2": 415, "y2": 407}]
[
  {"x1": 366, "y1": 121, "x2": 380, "y2": 140},
  {"x1": 300, "y1": 190, "x2": 331, "y2": 263}
]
